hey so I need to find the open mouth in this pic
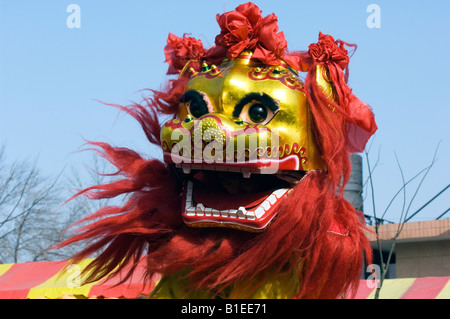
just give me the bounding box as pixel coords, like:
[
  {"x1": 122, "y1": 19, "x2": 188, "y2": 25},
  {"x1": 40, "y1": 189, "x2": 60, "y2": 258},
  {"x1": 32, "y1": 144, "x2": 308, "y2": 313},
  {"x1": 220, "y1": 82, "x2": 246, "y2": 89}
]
[{"x1": 176, "y1": 163, "x2": 305, "y2": 232}]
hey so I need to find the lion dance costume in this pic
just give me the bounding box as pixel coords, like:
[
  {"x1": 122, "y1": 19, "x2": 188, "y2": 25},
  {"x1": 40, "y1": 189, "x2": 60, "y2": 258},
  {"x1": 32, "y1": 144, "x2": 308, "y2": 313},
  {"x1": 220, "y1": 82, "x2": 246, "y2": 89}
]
[{"x1": 59, "y1": 3, "x2": 377, "y2": 299}]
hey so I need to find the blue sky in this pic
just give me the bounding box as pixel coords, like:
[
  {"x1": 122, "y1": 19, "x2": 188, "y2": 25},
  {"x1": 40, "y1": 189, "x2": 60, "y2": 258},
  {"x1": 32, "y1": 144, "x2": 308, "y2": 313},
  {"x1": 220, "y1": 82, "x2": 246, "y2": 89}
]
[{"x1": 0, "y1": 0, "x2": 449, "y2": 222}]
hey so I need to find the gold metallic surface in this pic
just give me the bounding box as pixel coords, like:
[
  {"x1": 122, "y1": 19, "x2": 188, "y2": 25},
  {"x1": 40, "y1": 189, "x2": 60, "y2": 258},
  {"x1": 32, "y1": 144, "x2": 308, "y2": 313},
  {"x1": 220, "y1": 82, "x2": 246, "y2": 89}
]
[
  {"x1": 315, "y1": 65, "x2": 336, "y2": 102},
  {"x1": 161, "y1": 51, "x2": 328, "y2": 172}
]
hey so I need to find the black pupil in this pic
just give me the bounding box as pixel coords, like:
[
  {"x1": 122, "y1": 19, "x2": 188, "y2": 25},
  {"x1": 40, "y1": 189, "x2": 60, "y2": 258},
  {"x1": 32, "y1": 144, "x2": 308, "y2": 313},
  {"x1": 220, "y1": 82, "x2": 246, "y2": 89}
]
[
  {"x1": 190, "y1": 100, "x2": 208, "y2": 118},
  {"x1": 248, "y1": 104, "x2": 268, "y2": 123}
]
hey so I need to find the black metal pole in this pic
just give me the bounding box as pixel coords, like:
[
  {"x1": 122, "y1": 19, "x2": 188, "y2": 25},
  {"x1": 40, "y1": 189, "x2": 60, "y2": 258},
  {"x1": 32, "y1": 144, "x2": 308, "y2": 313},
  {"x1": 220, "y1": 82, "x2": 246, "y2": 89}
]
[
  {"x1": 405, "y1": 183, "x2": 450, "y2": 222},
  {"x1": 436, "y1": 208, "x2": 450, "y2": 220}
]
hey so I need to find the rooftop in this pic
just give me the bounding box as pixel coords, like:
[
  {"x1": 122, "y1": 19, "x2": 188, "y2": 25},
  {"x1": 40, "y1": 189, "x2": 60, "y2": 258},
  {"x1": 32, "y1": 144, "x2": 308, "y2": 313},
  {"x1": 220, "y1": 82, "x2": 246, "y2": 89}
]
[{"x1": 365, "y1": 219, "x2": 450, "y2": 243}]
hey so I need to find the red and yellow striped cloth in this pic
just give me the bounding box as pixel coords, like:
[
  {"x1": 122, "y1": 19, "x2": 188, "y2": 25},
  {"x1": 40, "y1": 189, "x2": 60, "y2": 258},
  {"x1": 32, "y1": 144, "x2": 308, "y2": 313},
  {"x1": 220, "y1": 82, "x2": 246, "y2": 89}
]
[
  {"x1": 0, "y1": 258, "x2": 158, "y2": 299},
  {"x1": 354, "y1": 276, "x2": 450, "y2": 299},
  {"x1": 0, "y1": 259, "x2": 448, "y2": 299}
]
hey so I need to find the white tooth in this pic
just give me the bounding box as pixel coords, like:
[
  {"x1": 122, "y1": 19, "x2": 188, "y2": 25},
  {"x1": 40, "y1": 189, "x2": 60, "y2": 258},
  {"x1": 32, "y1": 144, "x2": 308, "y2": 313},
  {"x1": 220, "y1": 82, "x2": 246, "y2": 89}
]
[
  {"x1": 261, "y1": 200, "x2": 271, "y2": 211},
  {"x1": 186, "y1": 207, "x2": 196, "y2": 216},
  {"x1": 245, "y1": 210, "x2": 255, "y2": 220},
  {"x1": 203, "y1": 208, "x2": 212, "y2": 216},
  {"x1": 237, "y1": 206, "x2": 247, "y2": 219},
  {"x1": 196, "y1": 203, "x2": 205, "y2": 216},
  {"x1": 186, "y1": 183, "x2": 193, "y2": 195},
  {"x1": 209, "y1": 209, "x2": 218, "y2": 217},
  {"x1": 241, "y1": 169, "x2": 251, "y2": 178},
  {"x1": 187, "y1": 181, "x2": 193, "y2": 196},
  {"x1": 182, "y1": 166, "x2": 191, "y2": 174},
  {"x1": 267, "y1": 195, "x2": 277, "y2": 205},
  {"x1": 273, "y1": 188, "x2": 288, "y2": 198},
  {"x1": 228, "y1": 209, "x2": 237, "y2": 218},
  {"x1": 186, "y1": 181, "x2": 193, "y2": 206},
  {"x1": 255, "y1": 207, "x2": 265, "y2": 218},
  {"x1": 220, "y1": 210, "x2": 229, "y2": 218},
  {"x1": 185, "y1": 195, "x2": 192, "y2": 207}
]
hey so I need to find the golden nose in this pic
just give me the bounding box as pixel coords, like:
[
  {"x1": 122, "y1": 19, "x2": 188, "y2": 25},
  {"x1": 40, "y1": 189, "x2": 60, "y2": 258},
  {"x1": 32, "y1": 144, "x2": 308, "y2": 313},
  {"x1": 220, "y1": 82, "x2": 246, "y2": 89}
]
[
  {"x1": 200, "y1": 116, "x2": 219, "y2": 131},
  {"x1": 192, "y1": 116, "x2": 226, "y2": 149}
]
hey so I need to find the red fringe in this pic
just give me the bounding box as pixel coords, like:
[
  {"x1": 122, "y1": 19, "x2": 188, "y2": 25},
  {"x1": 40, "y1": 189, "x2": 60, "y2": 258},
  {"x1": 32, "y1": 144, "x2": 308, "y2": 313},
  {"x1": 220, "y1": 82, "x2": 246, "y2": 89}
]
[{"x1": 59, "y1": 147, "x2": 370, "y2": 298}]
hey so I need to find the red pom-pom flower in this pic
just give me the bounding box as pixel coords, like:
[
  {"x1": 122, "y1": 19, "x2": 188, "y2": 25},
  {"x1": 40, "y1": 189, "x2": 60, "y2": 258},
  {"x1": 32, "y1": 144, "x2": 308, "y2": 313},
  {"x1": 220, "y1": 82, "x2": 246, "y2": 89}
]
[
  {"x1": 166, "y1": 3, "x2": 309, "y2": 72},
  {"x1": 308, "y1": 32, "x2": 350, "y2": 70},
  {"x1": 164, "y1": 33, "x2": 206, "y2": 75},
  {"x1": 214, "y1": 2, "x2": 261, "y2": 59},
  {"x1": 206, "y1": 2, "x2": 293, "y2": 68}
]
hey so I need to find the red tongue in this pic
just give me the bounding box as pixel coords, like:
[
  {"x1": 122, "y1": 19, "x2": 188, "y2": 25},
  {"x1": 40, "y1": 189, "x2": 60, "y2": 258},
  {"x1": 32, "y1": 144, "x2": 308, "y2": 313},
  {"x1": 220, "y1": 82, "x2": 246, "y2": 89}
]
[{"x1": 193, "y1": 182, "x2": 271, "y2": 211}]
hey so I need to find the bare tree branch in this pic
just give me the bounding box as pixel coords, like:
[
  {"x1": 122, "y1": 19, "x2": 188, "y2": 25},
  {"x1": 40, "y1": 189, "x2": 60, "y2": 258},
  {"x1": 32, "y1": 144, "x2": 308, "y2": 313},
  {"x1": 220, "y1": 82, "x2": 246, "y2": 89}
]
[
  {"x1": 366, "y1": 143, "x2": 440, "y2": 299},
  {"x1": 0, "y1": 145, "x2": 69, "y2": 263}
]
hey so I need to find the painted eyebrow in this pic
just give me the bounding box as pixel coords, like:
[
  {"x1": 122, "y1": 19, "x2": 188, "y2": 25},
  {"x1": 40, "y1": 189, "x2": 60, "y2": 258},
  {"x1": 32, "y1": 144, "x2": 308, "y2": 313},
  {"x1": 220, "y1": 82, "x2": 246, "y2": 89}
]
[{"x1": 232, "y1": 92, "x2": 279, "y2": 118}]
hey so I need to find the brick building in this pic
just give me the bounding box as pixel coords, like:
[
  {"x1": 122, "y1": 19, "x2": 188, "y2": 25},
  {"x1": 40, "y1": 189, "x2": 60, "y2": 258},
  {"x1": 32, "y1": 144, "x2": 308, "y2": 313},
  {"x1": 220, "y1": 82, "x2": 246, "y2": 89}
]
[{"x1": 365, "y1": 219, "x2": 450, "y2": 278}]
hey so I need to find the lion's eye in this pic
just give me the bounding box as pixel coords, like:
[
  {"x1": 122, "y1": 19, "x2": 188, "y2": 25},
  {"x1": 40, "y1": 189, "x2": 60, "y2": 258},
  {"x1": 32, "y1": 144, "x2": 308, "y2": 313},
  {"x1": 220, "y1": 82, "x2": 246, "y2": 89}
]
[
  {"x1": 188, "y1": 99, "x2": 208, "y2": 118},
  {"x1": 180, "y1": 90, "x2": 212, "y2": 119},
  {"x1": 247, "y1": 103, "x2": 268, "y2": 124},
  {"x1": 233, "y1": 93, "x2": 279, "y2": 125}
]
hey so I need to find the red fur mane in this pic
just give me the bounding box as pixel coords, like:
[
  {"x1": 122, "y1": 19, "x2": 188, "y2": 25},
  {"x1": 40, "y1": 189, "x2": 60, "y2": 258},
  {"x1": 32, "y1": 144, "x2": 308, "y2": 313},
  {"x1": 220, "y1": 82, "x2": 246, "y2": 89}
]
[{"x1": 58, "y1": 70, "x2": 372, "y2": 298}]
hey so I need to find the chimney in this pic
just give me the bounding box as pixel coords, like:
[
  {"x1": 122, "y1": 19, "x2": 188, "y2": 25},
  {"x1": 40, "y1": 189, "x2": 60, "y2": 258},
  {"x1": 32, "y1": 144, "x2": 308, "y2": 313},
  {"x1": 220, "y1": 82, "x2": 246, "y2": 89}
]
[{"x1": 344, "y1": 154, "x2": 363, "y2": 212}]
